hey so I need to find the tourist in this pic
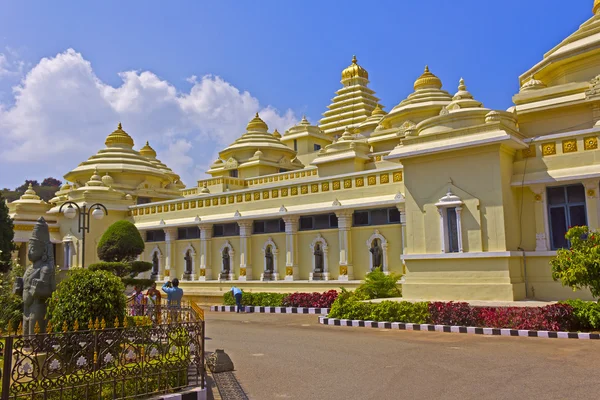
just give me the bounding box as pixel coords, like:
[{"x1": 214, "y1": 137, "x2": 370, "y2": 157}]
[
  {"x1": 162, "y1": 278, "x2": 184, "y2": 307},
  {"x1": 146, "y1": 282, "x2": 162, "y2": 320},
  {"x1": 132, "y1": 285, "x2": 145, "y2": 316},
  {"x1": 231, "y1": 286, "x2": 244, "y2": 313}
]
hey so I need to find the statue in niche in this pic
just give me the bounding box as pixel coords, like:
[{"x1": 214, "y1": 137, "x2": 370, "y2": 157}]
[
  {"x1": 314, "y1": 243, "x2": 324, "y2": 273},
  {"x1": 152, "y1": 252, "x2": 159, "y2": 276},
  {"x1": 22, "y1": 217, "x2": 56, "y2": 335},
  {"x1": 222, "y1": 248, "x2": 230, "y2": 274},
  {"x1": 370, "y1": 239, "x2": 383, "y2": 271},
  {"x1": 184, "y1": 250, "x2": 192, "y2": 275},
  {"x1": 265, "y1": 246, "x2": 274, "y2": 273}
]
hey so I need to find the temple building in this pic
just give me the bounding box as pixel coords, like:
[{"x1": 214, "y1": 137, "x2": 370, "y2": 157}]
[{"x1": 8, "y1": 2, "x2": 600, "y2": 301}]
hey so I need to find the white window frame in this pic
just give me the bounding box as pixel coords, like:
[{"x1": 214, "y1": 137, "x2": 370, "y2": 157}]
[{"x1": 435, "y1": 190, "x2": 464, "y2": 253}]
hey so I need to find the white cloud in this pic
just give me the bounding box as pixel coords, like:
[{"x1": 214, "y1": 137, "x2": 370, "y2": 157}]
[{"x1": 0, "y1": 49, "x2": 299, "y2": 188}]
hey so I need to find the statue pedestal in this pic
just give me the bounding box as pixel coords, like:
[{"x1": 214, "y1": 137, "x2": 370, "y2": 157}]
[
  {"x1": 284, "y1": 266, "x2": 298, "y2": 281},
  {"x1": 309, "y1": 272, "x2": 330, "y2": 281},
  {"x1": 197, "y1": 268, "x2": 212, "y2": 281},
  {"x1": 337, "y1": 265, "x2": 353, "y2": 281},
  {"x1": 218, "y1": 273, "x2": 235, "y2": 281},
  {"x1": 182, "y1": 273, "x2": 194, "y2": 281},
  {"x1": 260, "y1": 272, "x2": 280, "y2": 281}
]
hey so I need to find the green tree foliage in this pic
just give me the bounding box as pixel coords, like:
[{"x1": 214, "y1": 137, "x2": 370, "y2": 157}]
[
  {"x1": 0, "y1": 192, "x2": 15, "y2": 272},
  {"x1": 47, "y1": 269, "x2": 127, "y2": 328},
  {"x1": 41, "y1": 177, "x2": 62, "y2": 187},
  {"x1": 354, "y1": 268, "x2": 402, "y2": 300},
  {"x1": 551, "y1": 226, "x2": 600, "y2": 299},
  {"x1": 97, "y1": 220, "x2": 145, "y2": 262},
  {"x1": 0, "y1": 262, "x2": 25, "y2": 329},
  {"x1": 92, "y1": 221, "x2": 153, "y2": 289}
]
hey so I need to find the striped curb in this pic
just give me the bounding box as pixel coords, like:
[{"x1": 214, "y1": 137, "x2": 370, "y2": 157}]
[
  {"x1": 318, "y1": 316, "x2": 600, "y2": 340},
  {"x1": 211, "y1": 305, "x2": 330, "y2": 315}
]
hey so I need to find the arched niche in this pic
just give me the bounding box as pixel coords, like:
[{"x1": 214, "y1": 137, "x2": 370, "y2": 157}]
[
  {"x1": 261, "y1": 237, "x2": 279, "y2": 281},
  {"x1": 366, "y1": 230, "x2": 389, "y2": 274},
  {"x1": 309, "y1": 234, "x2": 330, "y2": 281},
  {"x1": 219, "y1": 241, "x2": 235, "y2": 281},
  {"x1": 182, "y1": 243, "x2": 196, "y2": 280},
  {"x1": 150, "y1": 245, "x2": 163, "y2": 279}
]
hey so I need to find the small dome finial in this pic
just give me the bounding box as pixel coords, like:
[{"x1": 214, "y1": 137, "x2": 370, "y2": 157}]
[
  {"x1": 458, "y1": 78, "x2": 466, "y2": 91},
  {"x1": 118, "y1": 122, "x2": 122, "y2": 130},
  {"x1": 352, "y1": 55, "x2": 357, "y2": 64},
  {"x1": 255, "y1": 112, "x2": 259, "y2": 118},
  {"x1": 414, "y1": 65, "x2": 442, "y2": 91}
]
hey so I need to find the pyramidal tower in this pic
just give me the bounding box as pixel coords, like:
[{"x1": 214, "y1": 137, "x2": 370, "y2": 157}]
[{"x1": 318, "y1": 55, "x2": 382, "y2": 139}]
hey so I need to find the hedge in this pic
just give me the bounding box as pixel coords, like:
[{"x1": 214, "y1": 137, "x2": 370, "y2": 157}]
[
  {"x1": 328, "y1": 291, "x2": 600, "y2": 332},
  {"x1": 223, "y1": 290, "x2": 339, "y2": 308}
]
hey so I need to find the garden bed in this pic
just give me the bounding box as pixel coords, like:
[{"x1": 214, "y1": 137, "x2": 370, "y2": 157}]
[{"x1": 223, "y1": 290, "x2": 338, "y2": 308}]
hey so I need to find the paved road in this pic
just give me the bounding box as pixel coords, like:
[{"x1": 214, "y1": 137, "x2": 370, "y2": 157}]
[{"x1": 205, "y1": 311, "x2": 600, "y2": 400}]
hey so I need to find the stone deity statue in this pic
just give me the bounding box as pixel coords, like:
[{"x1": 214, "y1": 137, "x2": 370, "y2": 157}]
[
  {"x1": 22, "y1": 217, "x2": 56, "y2": 335},
  {"x1": 370, "y1": 240, "x2": 383, "y2": 271},
  {"x1": 184, "y1": 251, "x2": 192, "y2": 274},
  {"x1": 222, "y1": 249, "x2": 230, "y2": 273},
  {"x1": 314, "y1": 243, "x2": 324, "y2": 273},
  {"x1": 265, "y1": 246, "x2": 274, "y2": 273}
]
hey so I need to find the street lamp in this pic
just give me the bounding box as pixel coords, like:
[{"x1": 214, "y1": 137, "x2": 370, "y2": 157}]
[{"x1": 59, "y1": 201, "x2": 108, "y2": 268}]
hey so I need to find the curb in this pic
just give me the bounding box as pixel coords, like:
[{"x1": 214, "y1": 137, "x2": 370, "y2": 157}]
[
  {"x1": 318, "y1": 316, "x2": 600, "y2": 340},
  {"x1": 211, "y1": 305, "x2": 330, "y2": 315},
  {"x1": 155, "y1": 387, "x2": 207, "y2": 400}
]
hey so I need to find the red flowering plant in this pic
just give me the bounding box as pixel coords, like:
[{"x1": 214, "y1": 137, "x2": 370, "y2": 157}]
[
  {"x1": 428, "y1": 302, "x2": 480, "y2": 326},
  {"x1": 282, "y1": 290, "x2": 338, "y2": 308},
  {"x1": 551, "y1": 226, "x2": 600, "y2": 300},
  {"x1": 477, "y1": 304, "x2": 575, "y2": 331}
]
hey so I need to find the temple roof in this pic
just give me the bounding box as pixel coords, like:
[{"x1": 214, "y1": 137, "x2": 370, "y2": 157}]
[{"x1": 319, "y1": 56, "x2": 382, "y2": 138}]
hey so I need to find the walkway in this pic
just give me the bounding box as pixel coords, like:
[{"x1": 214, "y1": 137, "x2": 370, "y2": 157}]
[{"x1": 205, "y1": 310, "x2": 599, "y2": 400}]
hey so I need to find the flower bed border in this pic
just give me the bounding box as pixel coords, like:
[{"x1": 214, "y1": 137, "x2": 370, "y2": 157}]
[
  {"x1": 318, "y1": 316, "x2": 600, "y2": 340},
  {"x1": 211, "y1": 305, "x2": 330, "y2": 315}
]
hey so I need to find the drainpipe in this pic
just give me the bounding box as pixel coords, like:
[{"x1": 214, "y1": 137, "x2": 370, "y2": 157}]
[{"x1": 517, "y1": 247, "x2": 529, "y2": 299}]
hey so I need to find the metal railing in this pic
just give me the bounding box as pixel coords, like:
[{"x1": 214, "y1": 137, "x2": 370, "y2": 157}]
[{"x1": 0, "y1": 301, "x2": 205, "y2": 400}]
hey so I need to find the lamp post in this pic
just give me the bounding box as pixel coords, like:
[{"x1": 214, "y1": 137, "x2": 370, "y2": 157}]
[{"x1": 59, "y1": 201, "x2": 108, "y2": 268}]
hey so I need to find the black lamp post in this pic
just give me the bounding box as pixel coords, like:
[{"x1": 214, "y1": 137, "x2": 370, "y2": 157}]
[{"x1": 59, "y1": 201, "x2": 108, "y2": 268}]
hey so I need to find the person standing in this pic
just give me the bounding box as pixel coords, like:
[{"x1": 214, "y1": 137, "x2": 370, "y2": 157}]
[
  {"x1": 146, "y1": 282, "x2": 162, "y2": 320},
  {"x1": 162, "y1": 279, "x2": 184, "y2": 306},
  {"x1": 231, "y1": 286, "x2": 243, "y2": 313}
]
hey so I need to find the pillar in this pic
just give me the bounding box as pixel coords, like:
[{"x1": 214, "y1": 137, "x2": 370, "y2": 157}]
[
  {"x1": 163, "y1": 228, "x2": 177, "y2": 281},
  {"x1": 335, "y1": 210, "x2": 353, "y2": 280},
  {"x1": 283, "y1": 216, "x2": 300, "y2": 280},
  {"x1": 398, "y1": 207, "x2": 407, "y2": 275},
  {"x1": 198, "y1": 224, "x2": 213, "y2": 280},
  {"x1": 238, "y1": 221, "x2": 253, "y2": 281},
  {"x1": 529, "y1": 185, "x2": 549, "y2": 251},
  {"x1": 584, "y1": 179, "x2": 600, "y2": 230}
]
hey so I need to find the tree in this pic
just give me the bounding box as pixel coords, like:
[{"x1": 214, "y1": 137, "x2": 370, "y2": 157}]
[
  {"x1": 551, "y1": 226, "x2": 600, "y2": 299},
  {"x1": 0, "y1": 192, "x2": 15, "y2": 273},
  {"x1": 41, "y1": 177, "x2": 62, "y2": 187},
  {"x1": 90, "y1": 221, "x2": 153, "y2": 289}
]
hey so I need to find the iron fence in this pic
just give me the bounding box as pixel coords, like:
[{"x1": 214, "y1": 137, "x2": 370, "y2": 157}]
[{"x1": 0, "y1": 302, "x2": 205, "y2": 400}]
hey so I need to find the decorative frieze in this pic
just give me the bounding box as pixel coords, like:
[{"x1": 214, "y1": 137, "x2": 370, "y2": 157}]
[
  {"x1": 542, "y1": 143, "x2": 556, "y2": 156},
  {"x1": 585, "y1": 136, "x2": 598, "y2": 150},
  {"x1": 562, "y1": 139, "x2": 577, "y2": 153}
]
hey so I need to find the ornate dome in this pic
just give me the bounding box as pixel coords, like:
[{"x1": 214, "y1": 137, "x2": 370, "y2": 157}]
[
  {"x1": 246, "y1": 113, "x2": 268, "y2": 131},
  {"x1": 21, "y1": 183, "x2": 41, "y2": 200},
  {"x1": 139, "y1": 141, "x2": 157, "y2": 158},
  {"x1": 520, "y1": 75, "x2": 547, "y2": 92},
  {"x1": 341, "y1": 55, "x2": 369, "y2": 81},
  {"x1": 371, "y1": 104, "x2": 386, "y2": 117},
  {"x1": 414, "y1": 66, "x2": 442, "y2": 91},
  {"x1": 273, "y1": 129, "x2": 281, "y2": 139},
  {"x1": 105, "y1": 123, "x2": 134, "y2": 148}
]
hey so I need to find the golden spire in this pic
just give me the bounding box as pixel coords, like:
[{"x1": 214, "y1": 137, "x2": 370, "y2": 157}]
[
  {"x1": 371, "y1": 104, "x2": 386, "y2": 117},
  {"x1": 341, "y1": 55, "x2": 369, "y2": 81},
  {"x1": 594, "y1": 0, "x2": 600, "y2": 15},
  {"x1": 20, "y1": 183, "x2": 41, "y2": 200},
  {"x1": 273, "y1": 129, "x2": 282, "y2": 139},
  {"x1": 105, "y1": 122, "x2": 134, "y2": 148},
  {"x1": 246, "y1": 113, "x2": 268, "y2": 131},
  {"x1": 413, "y1": 65, "x2": 443, "y2": 91},
  {"x1": 139, "y1": 141, "x2": 157, "y2": 158}
]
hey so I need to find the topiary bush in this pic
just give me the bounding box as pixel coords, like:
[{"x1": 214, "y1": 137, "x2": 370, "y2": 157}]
[
  {"x1": 97, "y1": 220, "x2": 145, "y2": 263},
  {"x1": 354, "y1": 268, "x2": 402, "y2": 300},
  {"x1": 47, "y1": 268, "x2": 127, "y2": 329},
  {"x1": 92, "y1": 220, "x2": 153, "y2": 289}
]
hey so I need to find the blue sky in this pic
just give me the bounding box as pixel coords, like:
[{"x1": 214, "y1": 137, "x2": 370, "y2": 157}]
[{"x1": 0, "y1": 0, "x2": 592, "y2": 190}]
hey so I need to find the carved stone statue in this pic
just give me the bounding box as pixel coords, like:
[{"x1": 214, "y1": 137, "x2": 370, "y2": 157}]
[
  {"x1": 152, "y1": 252, "x2": 159, "y2": 276},
  {"x1": 370, "y1": 239, "x2": 383, "y2": 271},
  {"x1": 314, "y1": 243, "x2": 324, "y2": 273},
  {"x1": 265, "y1": 246, "x2": 274, "y2": 273},
  {"x1": 184, "y1": 250, "x2": 192, "y2": 275},
  {"x1": 222, "y1": 248, "x2": 230, "y2": 273},
  {"x1": 22, "y1": 217, "x2": 56, "y2": 335}
]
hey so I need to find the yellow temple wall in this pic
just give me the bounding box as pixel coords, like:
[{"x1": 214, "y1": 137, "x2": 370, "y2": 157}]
[
  {"x1": 350, "y1": 225, "x2": 403, "y2": 276},
  {"x1": 297, "y1": 229, "x2": 340, "y2": 278},
  {"x1": 250, "y1": 233, "x2": 286, "y2": 280}
]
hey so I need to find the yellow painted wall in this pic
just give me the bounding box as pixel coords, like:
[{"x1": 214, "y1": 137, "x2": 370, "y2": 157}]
[
  {"x1": 250, "y1": 233, "x2": 286, "y2": 280},
  {"x1": 297, "y1": 229, "x2": 339, "y2": 278},
  {"x1": 350, "y1": 225, "x2": 403, "y2": 277}
]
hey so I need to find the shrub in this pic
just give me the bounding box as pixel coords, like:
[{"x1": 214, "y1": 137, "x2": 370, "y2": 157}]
[
  {"x1": 429, "y1": 302, "x2": 480, "y2": 326},
  {"x1": 97, "y1": 220, "x2": 145, "y2": 263},
  {"x1": 47, "y1": 269, "x2": 127, "y2": 329},
  {"x1": 477, "y1": 304, "x2": 575, "y2": 331},
  {"x1": 0, "y1": 262, "x2": 24, "y2": 329},
  {"x1": 329, "y1": 290, "x2": 429, "y2": 323},
  {"x1": 0, "y1": 192, "x2": 15, "y2": 273},
  {"x1": 89, "y1": 261, "x2": 154, "y2": 290},
  {"x1": 282, "y1": 290, "x2": 338, "y2": 308},
  {"x1": 550, "y1": 226, "x2": 600, "y2": 299},
  {"x1": 561, "y1": 299, "x2": 600, "y2": 331},
  {"x1": 354, "y1": 268, "x2": 401, "y2": 300}
]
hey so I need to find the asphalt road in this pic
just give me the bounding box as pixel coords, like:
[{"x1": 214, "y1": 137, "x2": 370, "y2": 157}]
[{"x1": 205, "y1": 311, "x2": 600, "y2": 400}]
